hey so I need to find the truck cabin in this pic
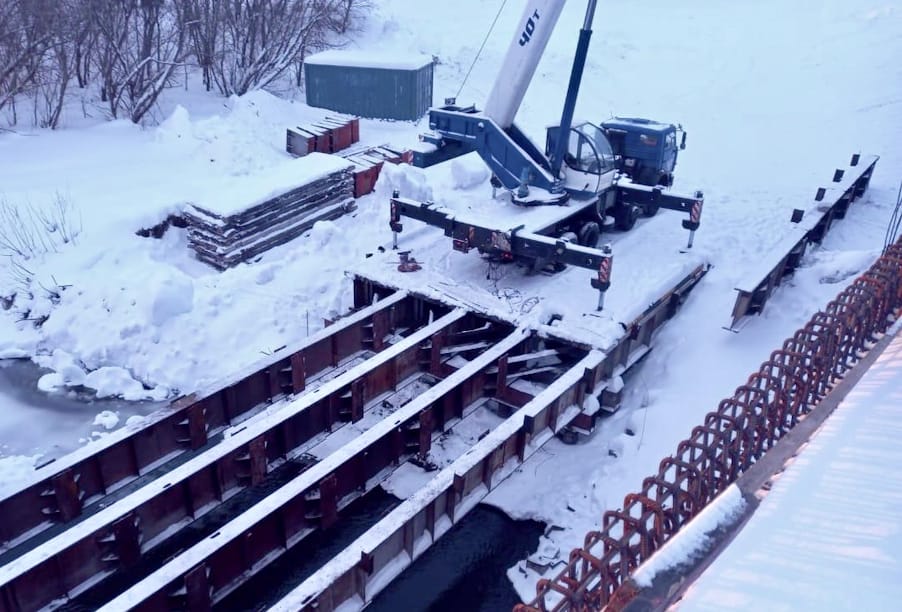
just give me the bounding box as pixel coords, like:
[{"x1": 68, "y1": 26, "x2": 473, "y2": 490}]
[
  {"x1": 546, "y1": 121, "x2": 617, "y2": 175},
  {"x1": 601, "y1": 117, "x2": 684, "y2": 187}
]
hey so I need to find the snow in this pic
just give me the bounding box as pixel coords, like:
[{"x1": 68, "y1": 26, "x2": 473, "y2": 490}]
[
  {"x1": 450, "y1": 155, "x2": 491, "y2": 190},
  {"x1": 149, "y1": 269, "x2": 195, "y2": 326},
  {"x1": 83, "y1": 367, "x2": 161, "y2": 401},
  {"x1": 91, "y1": 410, "x2": 120, "y2": 430},
  {"x1": 631, "y1": 484, "x2": 746, "y2": 588},
  {"x1": 304, "y1": 50, "x2": 433, "y2": 71},
  {"x1": 190, "y1": 153, "x2": 354, "y2": 218},
  {"x1": 680, "y1": 328, "x2": 902, "y2": 610},
  {"x1": 0, "y1": 0, "x2": 900, "y2": 603}
]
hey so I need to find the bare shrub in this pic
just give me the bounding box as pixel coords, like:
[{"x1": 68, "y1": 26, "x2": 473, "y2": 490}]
[
  {"x1": 0, "y1": 193, "x2": 82, "y2": 259},
  {"x1": 187, "y1": 0, "x2": 367, "y2": 96}
]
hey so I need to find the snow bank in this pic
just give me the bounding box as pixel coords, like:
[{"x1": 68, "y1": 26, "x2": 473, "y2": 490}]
[
  {"x1": 450, "y1": 155, "x2": 490, "y2": 190},
  {"x1": 84, "y1": 368, "x2": 159, "y2": 401},
  {"x1": 149, "y1": 270, "x2": 195, "y2": 326},
  {"x1": 375, "y1": 163, "x2": 433, "y2": 202},
  {"x1": 35, "y1": 350, "x2": 86, "y2": 391}
]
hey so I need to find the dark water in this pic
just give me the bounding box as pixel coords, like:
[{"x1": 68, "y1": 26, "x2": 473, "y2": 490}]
[
  {"x1": 222, "y1": 493, "x2": 543, "y2": 612},
  {"x1": 369, "y1": 505, "x2": 544, "y2": 612},
  {"x1": 221, "y1": 487, "x2": 402, "y2": 611},
  {"x1": 0, "y1": 359, "x2": 162, "y2": 461}
]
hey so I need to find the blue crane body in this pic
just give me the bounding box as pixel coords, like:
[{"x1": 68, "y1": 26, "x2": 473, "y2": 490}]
[{"x1": 390, "y1": 0, "x2": 704, "y2": 310}]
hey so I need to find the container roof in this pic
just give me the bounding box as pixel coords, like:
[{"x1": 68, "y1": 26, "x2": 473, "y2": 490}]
[{"x1": 305, "y1": 50, "x2": 433, "y2": 71}]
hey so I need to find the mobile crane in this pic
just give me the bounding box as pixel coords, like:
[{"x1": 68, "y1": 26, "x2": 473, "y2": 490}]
[{"x1": 390, "y1": 0, "x2": 704, "y2": 310}]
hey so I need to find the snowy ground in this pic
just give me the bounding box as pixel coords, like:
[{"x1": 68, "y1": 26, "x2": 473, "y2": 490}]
[{"x1": 1, "y1": 0, "x2": 901, "y2": 602}]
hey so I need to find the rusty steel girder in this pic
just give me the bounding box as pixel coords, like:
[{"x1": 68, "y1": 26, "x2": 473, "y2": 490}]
[
  {"x1": 0, "y1": 291, "x2": 431, "y2": 558},
  {"x1": 516, "y1": 236, "x2": 902, "y2": 612}
]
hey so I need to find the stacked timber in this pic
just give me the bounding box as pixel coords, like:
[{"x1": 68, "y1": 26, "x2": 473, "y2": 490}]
[{"x1": 185, "y1": 153, "x2": 355, "y2": 269}]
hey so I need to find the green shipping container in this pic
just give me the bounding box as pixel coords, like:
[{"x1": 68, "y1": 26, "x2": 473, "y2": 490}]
[{"x1": 304, "y1": 51, "x2": 434, "y2": 121}]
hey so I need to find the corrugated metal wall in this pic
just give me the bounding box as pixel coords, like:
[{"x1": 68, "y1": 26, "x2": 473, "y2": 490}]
[{"x1": 304, "y1": 63, "x2": 433, "y2": 121}]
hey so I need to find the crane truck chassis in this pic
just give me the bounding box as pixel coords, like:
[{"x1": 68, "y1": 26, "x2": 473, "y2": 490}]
[{"x1": 390, "y1": 0, "x2": 704, "y2": 310}]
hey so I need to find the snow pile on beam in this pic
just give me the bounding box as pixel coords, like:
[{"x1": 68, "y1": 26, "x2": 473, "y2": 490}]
[
  {"x1": 631, "y1": 484, "x2": 746, "y2": 588},
  {"x1": 184, "y1": 154, "x2": 356, "y2": 269}
]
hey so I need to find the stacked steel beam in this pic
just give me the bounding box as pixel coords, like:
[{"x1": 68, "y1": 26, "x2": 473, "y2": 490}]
[
  {"x1": 340, "y1": 145, "x2": 413, "y2": 197},
  {"x1": 286, "y1": 116, "x2": 360, "y2": 157},
  {"x1": 184, "y1": 154, "x2": 355, "y2": 269}
]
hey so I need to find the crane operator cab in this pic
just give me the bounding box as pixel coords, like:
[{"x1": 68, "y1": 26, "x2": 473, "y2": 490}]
[{"x1": 545, "y1": 121, "x2": 617, "y2": 198}]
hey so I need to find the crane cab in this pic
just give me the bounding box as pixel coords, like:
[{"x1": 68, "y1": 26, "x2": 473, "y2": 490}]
[{"x1": 545, "y1": 121, "x2": 617, "y2": 198}]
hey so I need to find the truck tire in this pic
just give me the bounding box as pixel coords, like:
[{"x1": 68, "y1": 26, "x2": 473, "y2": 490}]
[
  {"x1": 578, "y1": 222, "x2": 600, "y2": 247},
  {"x1": 614, "y1": 205, "x2": 640, "y2": 231},
  {"x1": 642, "y1": 202, "x2": 660, "y2": 218}
]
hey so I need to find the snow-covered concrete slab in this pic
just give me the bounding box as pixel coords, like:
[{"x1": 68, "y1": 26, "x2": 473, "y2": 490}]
[
  {"x1": 680, "y1": 328, "x2": 902, "y2": 611},
  {"x1": 190, "y1": 153, "x2": 354, "y2": 219}
]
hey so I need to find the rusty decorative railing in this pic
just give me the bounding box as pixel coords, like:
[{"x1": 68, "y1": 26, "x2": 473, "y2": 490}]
[{"x1": 517, "y1": 237, "x2": 902, "y2": 612}]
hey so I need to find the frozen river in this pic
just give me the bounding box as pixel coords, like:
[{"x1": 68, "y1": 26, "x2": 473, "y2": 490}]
[{"x1": 0, "y1": 359, "x2": 162, "y2": 465}]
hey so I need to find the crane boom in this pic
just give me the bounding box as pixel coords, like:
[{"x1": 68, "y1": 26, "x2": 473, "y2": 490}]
[{"x1": 484, "y1": 0, "x2": 567, "y2": 129}]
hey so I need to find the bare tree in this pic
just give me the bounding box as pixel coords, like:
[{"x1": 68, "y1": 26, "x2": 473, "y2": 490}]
[
  {"x1": 184, "y1": 0, "x2": 221, "y2": 91},
  {"x1": 205, "y1": 0, "x2": 363, "y2": 96},
  {"x1": 2, "y1": 0, "x2": 365, "y2": 128},
  {"x1": 92, "y1": 0, "x2": 188, "y2": 123},
  {"x1": 0, "y1": 0, "x2": 59, "y2": 121},
  {"x1": 292, "y1": 0, "x2": 369, "y2": 87},
  {"x1": 72, "y1": 2, "x2": 99, "y2": 89}
]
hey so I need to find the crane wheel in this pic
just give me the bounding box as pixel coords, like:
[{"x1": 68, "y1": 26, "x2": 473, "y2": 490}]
[
  {"x1": 578, "y1": 222, "x2": 600, "y2": 247},
  {"x1": 642, "y1": 202, "x2": 660, "y2": 218},
  {"x1": 614, "y1": 205, "x2": 640, "y2": 231}
]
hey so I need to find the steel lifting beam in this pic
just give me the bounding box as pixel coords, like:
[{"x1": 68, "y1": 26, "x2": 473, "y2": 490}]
[
  {"x1": 272, "y1": 260, "x2": 713, "y2": 611},
  {"x1": 390, "y1": 194, "x2": 613, "y2": 310},
  {"x1": 98, "y1": 329, "x2": 533, "y2": 612},
  {"x1": 615, "y1": 183, "x2": 704, "y2": 247},
  {"x1": 0, "y1": 290, "x2": 417, "y2": 558}
]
